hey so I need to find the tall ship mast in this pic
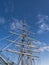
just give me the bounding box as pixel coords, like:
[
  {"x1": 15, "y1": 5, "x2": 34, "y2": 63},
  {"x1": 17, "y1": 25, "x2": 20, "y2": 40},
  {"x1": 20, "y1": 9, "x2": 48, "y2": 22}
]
[{"x1": 0, "y1": 20, "x2": 40, "y2": 65}]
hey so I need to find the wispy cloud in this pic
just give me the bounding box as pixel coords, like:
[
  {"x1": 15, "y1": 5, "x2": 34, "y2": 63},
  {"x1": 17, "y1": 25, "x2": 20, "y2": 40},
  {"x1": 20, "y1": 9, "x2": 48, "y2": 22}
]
[
  {"x1": 37, "y1": 14, "x2": 49, "y2": 34},
  {"x1": 32, "y1": 40, "x2": 46, "y2": 47},
  {"x1": 32, "y1": 40, "x2": 42, "y2": 45},
  {"x1": 38, "y1": 46, "x2": 49, "y2": 52},
  {"x1": 10, "y1": 19, "x2": 23, "y2": 30},
  {"x1": 32, "y1": 38, "x2": 49, "y2": 52},
  {"x1": 32, "y1": 45, "x2": 49, "y2": 52},
  {"x1": 37, "y1": 23, "x2": 49, "y2": 34},
  {"x1": 37, "y1": 14, "x2": 49, "y2": 24}
]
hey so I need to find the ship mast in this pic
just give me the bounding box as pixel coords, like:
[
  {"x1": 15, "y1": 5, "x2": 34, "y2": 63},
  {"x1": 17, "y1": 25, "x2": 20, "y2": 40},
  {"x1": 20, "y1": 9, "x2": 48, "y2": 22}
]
[{"x1": 2, "y1": 20, "x2": 40, "y2": 65}]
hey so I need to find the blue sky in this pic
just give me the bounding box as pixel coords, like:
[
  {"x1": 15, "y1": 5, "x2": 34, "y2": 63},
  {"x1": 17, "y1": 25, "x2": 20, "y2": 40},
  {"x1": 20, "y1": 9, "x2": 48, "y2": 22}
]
[{"x1": 0, "y1": 0, "x2": 49, "y2": 65}]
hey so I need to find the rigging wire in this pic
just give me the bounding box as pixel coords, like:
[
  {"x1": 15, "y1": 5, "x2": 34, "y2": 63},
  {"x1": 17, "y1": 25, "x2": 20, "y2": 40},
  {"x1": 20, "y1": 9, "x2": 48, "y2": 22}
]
[
  {"x1": 17, "y1": 55, "x2": 22, "y2": 65},
  {"x1": 0, "y1": 34, "x2": 13, "y2": 41},
  {"x1": 2, "y1": 34, "x2": 22, "y2": 51}
]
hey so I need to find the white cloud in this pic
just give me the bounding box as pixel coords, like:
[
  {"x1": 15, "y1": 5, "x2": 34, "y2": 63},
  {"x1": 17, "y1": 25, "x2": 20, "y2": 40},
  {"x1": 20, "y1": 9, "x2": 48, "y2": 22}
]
[
  {"x1": 37, "y1": 14, "x2": 49, "y2": 34},
  {"x1": 32, "y1": 40, "x2": 47, "y2": 47},
  {"x1": 37, "y1": 14, "x2": 49, "y2": 24},
  {"x1": 32, "y1": 45, "x2": 49, "y2": 52},
  {"x1": 32, "y1": 40, "x2": 42, "y2": 45},
  {"x1": 33, "y1": 45, "x2": 49, "y2": 52},
  {"x1": 10, "y1": 19, "x2": 23, "y2": 30},
  {"x1": 32, "y1": 37, "x2": 49, "y2": 52},
  {"x1": 37, "y1": 23, "x2": 49, "y2": 34},
  {"x1": 38, "y1": 46, "x2": 49, "y2": 52}
]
